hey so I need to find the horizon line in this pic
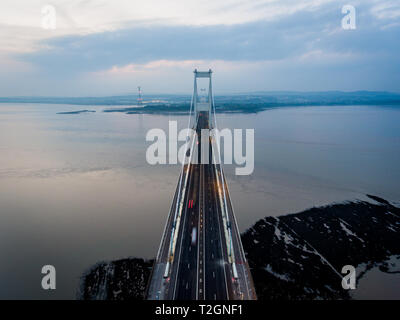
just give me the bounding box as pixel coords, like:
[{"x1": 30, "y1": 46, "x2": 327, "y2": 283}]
[{"x1": 1, "y1": 89, "x2": 400, "y2": 99}]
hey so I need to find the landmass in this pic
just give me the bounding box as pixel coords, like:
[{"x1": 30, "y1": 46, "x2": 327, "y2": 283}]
[
  {"x1": 241, "y1": 194, "x2": 400, "y2": 300},
  {"x1": 80, "y1": 195, "x2": 400, "y2": 300},
  {"x1": 1, "y1": 91, "x2": 400, "y2": 115},
  {"x1": 103, "y1": 102, "x2": 269, "y2": 114},
  {"x1": 79, "y1": 258, "x2": 153, "y2": 300},
  {"x1": 57, "y1": 109, "x2": 96, "y2": 114}
]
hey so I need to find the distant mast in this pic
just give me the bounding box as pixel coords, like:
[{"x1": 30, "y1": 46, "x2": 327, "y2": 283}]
[{"x1": 137, "y1": 86, "x2": 143, "y2": 106}]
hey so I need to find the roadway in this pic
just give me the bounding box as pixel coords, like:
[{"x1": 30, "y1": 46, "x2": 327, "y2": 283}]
[{"x1": 146, "y1": 112, "x2": 256, "y2": 300}]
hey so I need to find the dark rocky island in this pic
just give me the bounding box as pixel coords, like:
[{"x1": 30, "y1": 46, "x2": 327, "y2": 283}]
[
  {"x1": 80, "y1": 195, "x2": 400, "y2": 300},
  {"x1": 79, "y1": 258, "x2": 153, "y2": 300},
  {"x1": 242, "y1": 194, "x2": 400, "y2": 300}
]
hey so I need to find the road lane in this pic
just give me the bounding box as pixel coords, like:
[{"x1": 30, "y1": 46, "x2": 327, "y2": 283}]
[{"x1": 147, "y1": 111, "x2": 256, "y2": 300}]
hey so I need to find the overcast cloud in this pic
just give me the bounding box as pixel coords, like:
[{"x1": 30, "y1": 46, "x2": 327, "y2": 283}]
[{"x1": 0, "y1": 0, "x2": 399, "y2": 95}]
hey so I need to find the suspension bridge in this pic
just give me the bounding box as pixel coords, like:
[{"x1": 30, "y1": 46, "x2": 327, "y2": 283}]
[{"x1": 147, "y1": 69, "x2": 257, "y2": 300}]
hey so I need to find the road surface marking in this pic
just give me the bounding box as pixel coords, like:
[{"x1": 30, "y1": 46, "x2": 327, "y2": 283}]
[{"x1": 172, "y1": 167, "x2": 193, "y2": 299}]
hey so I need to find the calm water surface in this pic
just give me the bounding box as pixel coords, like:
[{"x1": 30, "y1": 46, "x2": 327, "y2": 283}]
[{"x1": 0, "y1": 103, "x2": 399, "y2": 298}]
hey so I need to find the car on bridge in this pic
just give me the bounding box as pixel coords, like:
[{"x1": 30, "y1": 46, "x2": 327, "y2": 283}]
[{"x1": 191, "y1": 227, "x2": 197, "y2": 245}]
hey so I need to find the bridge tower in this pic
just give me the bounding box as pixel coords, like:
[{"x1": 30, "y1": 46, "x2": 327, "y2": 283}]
[
  {"x1": 146, "y1": 70, "x2": 257, "y2": 300},
  {"x1": 192, "y1": 69, "x2": 213, "y2": 124}
]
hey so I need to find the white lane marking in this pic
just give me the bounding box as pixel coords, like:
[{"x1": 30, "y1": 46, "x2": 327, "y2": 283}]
[
  {"x1": 196, "y1": 165, "x2": 201, "y2": 300},
  {"x1": 202, "y1": 164, "x2": 206, "y2": 299},
  {"x1": 172, "y1": 167, "x2": 193, "y2": 299},
  {"x1": 214, "y1": 164, "x2": 230, "y2": 300}
]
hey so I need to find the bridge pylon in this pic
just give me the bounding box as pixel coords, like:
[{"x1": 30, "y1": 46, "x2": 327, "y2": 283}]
[
  {"x1": 193, "y1": 69, "x2": 213, "y2": 124},
  {"x1": 146, "y1": 70, "x2": 257, "y2": 301}
]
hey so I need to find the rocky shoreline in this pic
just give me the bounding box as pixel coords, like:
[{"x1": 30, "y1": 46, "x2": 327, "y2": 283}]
[{"x1": 80, "y1": 195, "x2": 400, "y2": 300}]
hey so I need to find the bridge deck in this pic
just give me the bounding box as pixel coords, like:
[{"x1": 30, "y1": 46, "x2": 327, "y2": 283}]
[{"x1": 147, "y1": 112, "x2": 256, "y2": 300}]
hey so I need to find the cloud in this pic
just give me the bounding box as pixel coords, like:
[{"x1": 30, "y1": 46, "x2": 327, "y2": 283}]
[
  {"x1": 0, "y1": 0, "x2": 342, "y2": 56},
  {"x1": 370, "y1": 1, "x2": 400, "y2": 20},
  {"x1": 17, "y1": 13, "x2": 330, "y2": 75},
  {"x1": 96, "y1": 60, "x2": 206, "y2": 75},
  {"x1": 0, "y1": 0, "x2": 399, "y2": 95}
]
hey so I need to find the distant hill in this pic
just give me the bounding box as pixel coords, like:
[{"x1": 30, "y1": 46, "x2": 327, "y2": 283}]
[{"x1": 1, "y1": 91, "x2": 400, "y2": 110}]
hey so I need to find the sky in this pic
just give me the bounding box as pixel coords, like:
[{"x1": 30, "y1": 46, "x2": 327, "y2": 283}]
[{"x1": 0, "y1": 0, "x2": 399, "y2": 96}]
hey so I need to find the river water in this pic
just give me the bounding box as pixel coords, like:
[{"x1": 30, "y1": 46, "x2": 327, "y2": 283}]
[{"x1": 0, "y1": 103, "x2": 399, "y2": 298}]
